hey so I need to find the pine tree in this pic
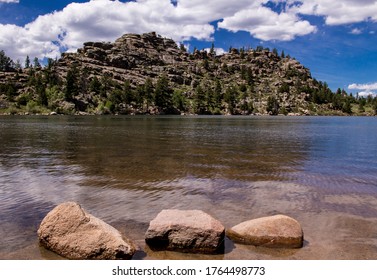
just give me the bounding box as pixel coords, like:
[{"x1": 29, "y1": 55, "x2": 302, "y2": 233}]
[
  {"x1": 144, "y1": 77, "x2": 154, "y2": 108},
  {"x1": 25, "y1": 55, "x2": 30, "y2": 68},
  {"x1": 123, "y1": 80, "x2": 134, "y2": 104},
  {"x1": 224, "y1": 85, "x2": 237, "y2": 114},
  {"x1": 99, "y1": 74, "x2": 112, "y2": 98},
  {"x1": 154, "y1": 74, "x2": 173, "y2": 112},
  {"x1": 33, "y1": 57, "x2": 41, "y2": 68},
  {"x1": 89, "y1": 76, "x2": 101, "y2": 95},
  {"x1": 342, "y1": 99, "x2": 352, "y2": 114},
  {"x1": 35, "y1": 73, "x2": 48, "y2": 106},
  {"x1": 135, "y1": 84, "x2": 145, "y2": 107},
  {"x1": 45, "y1": 58, "x2": 59, "y2": 86},
  {"x1": 194, "y1": 84, "x2": 206, "y2": 114},
  {"x1": 65, "y1": 65, "x2": 80, "y2": 101},
  {"x1": 213, "y1": 79, "x2": 222, "y2": 109},
  {"x1": 172, "y1": 90, "x2": 186, "y2": 112},
  {"x1": 209, "y1": 43, "x2": 216, "y2": 56},
  {"x1": 0, "y1": 50, "x2": 13, "y2": 71},
  {"x1": 179, "y1": 43, "x2": 186, "y2": 52}
]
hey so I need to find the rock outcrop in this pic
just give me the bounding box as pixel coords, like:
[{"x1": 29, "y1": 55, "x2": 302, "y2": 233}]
[
  {"x1": 227, "y1": 214, "x2": 304, "y2": 248},
  {"x1": 38, "y1": 202, "x2": 136, "y2": 259},
  {"x1": 57, "y1": 32, "x2": 188, "y2": 86},
  {"x1": 145, "y1": 209, "x2": 225, "y2": 254},
  {"x1": 1, "y1": 32, "x2": 356, "y2": 116}
]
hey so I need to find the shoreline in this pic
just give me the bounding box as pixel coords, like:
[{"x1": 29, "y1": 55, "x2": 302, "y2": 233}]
[
  {"x1": 2, "y1": 210, "x2": 377, "y2": 260},
  {"x1": 0, "y1": 111, "x2": 376, "y2": 117}
]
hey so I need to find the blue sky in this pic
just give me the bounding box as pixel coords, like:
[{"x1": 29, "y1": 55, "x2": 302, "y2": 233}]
[{"x1": 1, "y1": 0, "x2": 377, "y2": 95}]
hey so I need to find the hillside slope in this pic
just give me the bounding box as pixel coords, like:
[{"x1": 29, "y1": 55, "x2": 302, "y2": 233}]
[{"x1": 0, "y1": 32, "x2": 363, "y2": 115}]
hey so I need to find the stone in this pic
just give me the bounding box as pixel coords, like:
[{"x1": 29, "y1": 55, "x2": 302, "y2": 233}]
[
  {"x1": 227, "y1": 214, "x2": 303, "y2": 248},
  {"x1": 37, "y1": 202, "x2": 136, "y2": 259},
  {"x1": 145, "y1": 209, "x2": 225, "y2": 253}
]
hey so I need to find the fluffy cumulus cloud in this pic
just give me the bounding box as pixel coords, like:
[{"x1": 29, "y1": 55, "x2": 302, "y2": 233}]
[
  {"x1": 349, "y1": 82, "x2": 377, "y2": 91},
  {"x1": 218, "y1": 5, "x2": 316, "y2": 41},
  {"x1": 1, "y1": 0, "x2": 377, "y2": 62},
  {"x1": 177, "y1": 0, "x2": 317, "y2": 41},
  {"x1": 173, "y1": 0, "x2": 255, "y2": 22},
  {"x1": 355, "y1": 91, "x2": 377, "y2": 98},
  {"x1": 348, "y1": 82, "x2": 377, "y2": 97},
  {"x1": 291, "y1": 0, "x2": 377, "y2": 25},
  {"x1": 0, "y1": 0, "x2": 217, "y2": 61}
]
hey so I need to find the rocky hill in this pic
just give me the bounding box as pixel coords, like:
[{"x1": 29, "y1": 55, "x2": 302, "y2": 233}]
[{"x1": 0, "y1": 32, "x2": 365, "y2": 115}]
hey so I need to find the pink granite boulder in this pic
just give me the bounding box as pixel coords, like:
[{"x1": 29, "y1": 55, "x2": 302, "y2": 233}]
[
  {"x1": 145, "y1": 209, "x2": 225, "y2": 253},
  {"x1": 227, "y1": 214, "x2": 304, "y2": 248},
  {"x1": 38, "y1": 202, "x2": 136, "y2": 259}
]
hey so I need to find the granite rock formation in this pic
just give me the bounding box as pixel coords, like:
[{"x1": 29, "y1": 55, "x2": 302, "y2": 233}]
[{"x1": 1, "y1": 32, "x2": 354, "y2": 115}]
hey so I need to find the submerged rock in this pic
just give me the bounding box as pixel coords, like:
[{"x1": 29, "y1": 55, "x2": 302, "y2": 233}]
[
  {"x1": 145, "y1": 209, "x2": 225, "y2": 253},
  {"x1": 37, "y1": 202, "x2": 136, "y2": 259},
  {"x1": 227, "y1": 214, "x2": 303, "y2": 248}
]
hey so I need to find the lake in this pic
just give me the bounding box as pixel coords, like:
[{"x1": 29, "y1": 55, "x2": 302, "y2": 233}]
[{"x1": 1, "y1": 115, "x2": 377, "y2": 259}]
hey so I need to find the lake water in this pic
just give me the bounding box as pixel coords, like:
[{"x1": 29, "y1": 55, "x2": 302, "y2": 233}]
[{"x1": 1, "y1": 115, "x2": 377, "y2": 259}]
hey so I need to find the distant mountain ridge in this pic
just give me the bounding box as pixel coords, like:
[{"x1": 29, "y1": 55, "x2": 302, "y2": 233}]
[{"x1": 1, "y1": 32, "x2": 374, "y2": 115}]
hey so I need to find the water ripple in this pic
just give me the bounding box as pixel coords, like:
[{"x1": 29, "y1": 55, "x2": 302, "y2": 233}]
[{"x1": 2, "y1": 116, "x2": 377, "y2": 259}]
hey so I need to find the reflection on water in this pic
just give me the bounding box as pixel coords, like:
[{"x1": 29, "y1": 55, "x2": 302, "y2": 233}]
[{"x1": 1, "y1": 116, "x2": 377, "y2": 259}]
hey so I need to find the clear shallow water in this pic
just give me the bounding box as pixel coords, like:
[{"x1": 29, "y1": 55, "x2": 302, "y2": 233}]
[{"x1": 1, "y1": 116, "x2": 377, "y2": 259}]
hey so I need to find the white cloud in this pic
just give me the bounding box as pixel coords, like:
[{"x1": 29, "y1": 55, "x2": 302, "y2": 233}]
[
  {"x1": 0, "y1": 0, "x2": 215, "y2": 61},
  {"x1": 0, "y1": 1, "x2": 248, "y2": 61},
  {"x1": 350, "y1": 28, "x2": 363, "y2": 35},
  {"x1": 358, "y1": 91, "x2": 377, "y2": 97},
  {"x1": 348, "y1": 82, "x2": 377, "y2": 91},
  {"x1": 292, "y1": 0, "x2": 377, "y2": 25},
  {"x1": 174, "y1": 0, "x2": 260, "y2": 22},
  {"x1": 2, "y1": 0, "x2": 377, "y2": 63},
  {"x1": 0, "y1": 24, "x2": 62, "y2": 61},
  {"x1": 169, "y1": 0, "x2": 317, "y2": 42},
  {"x1": 204, "y1": 47, "x2": 227, "y2": 55},
  {"x1": 218, "y1": 6, "x2": 317, "y2": 41},
  {"x1": 348, "y1": 83, "x2": 377, "y2": 97}
]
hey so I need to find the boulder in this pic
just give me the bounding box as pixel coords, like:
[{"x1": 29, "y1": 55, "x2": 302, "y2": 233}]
[
  {"x1": 145, "y1": 209, "x2": 225, "y2": 253},
  {"x1": 38, "y1": 202, "x2": 136, "y2": 259},
  {"x1": 227, "y1": 215, "x2": 303, "y2": 248}
]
